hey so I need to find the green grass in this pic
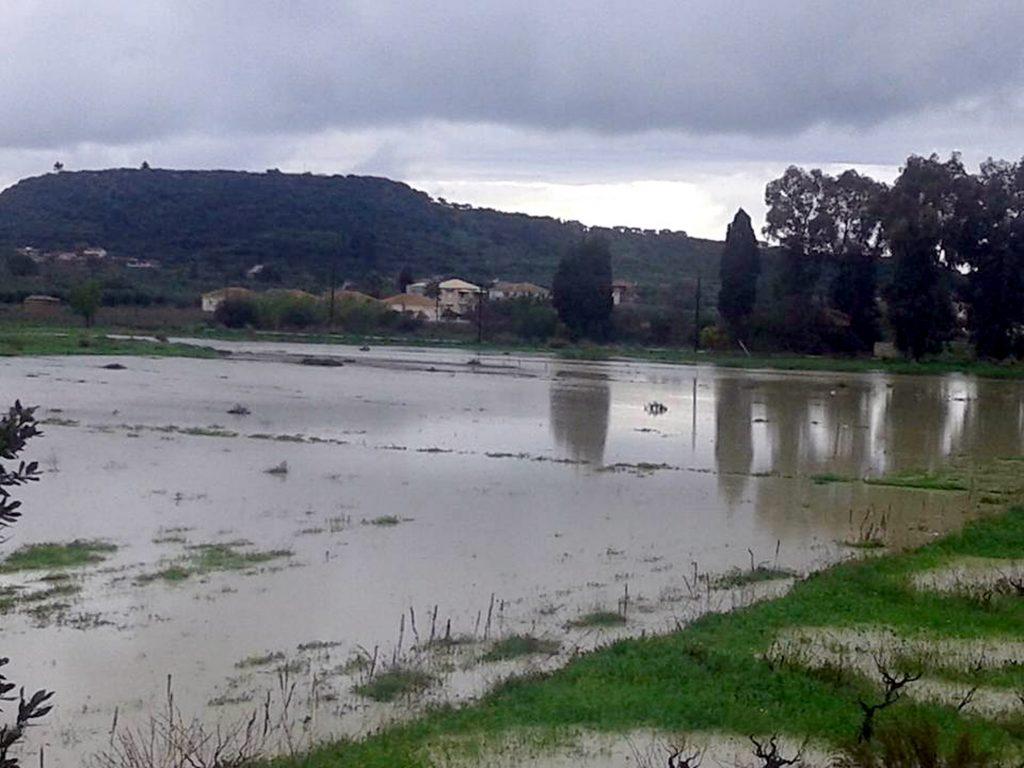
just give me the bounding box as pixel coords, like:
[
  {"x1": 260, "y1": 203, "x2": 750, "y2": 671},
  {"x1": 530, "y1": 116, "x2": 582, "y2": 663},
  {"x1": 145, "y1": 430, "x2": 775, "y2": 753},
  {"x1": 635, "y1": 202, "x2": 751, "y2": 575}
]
[
  {"x1": 482, "y1": 635, "x2": 561, "y2": 662},
  {"x1": 135, "y1": 543, "x2": 292, "y2": 583},
  {"x1": 566, "y1": 610, "x2": 627, "y2": 629},
  {"x1": 0, "y1": 540, "x2": 116, "y2": 572},
  {"x1": 865, "y1": 471, "x2": 970, "y2": 492},
  {"x1": 352, "y1": 668, "x2": 436, "y2": 702},
  {"x1": 255, "y1": 459, "x2": 1024, "y2": 768},
  {"x1": 0, "y1": 328, "x2": 218, "y2": 359}
]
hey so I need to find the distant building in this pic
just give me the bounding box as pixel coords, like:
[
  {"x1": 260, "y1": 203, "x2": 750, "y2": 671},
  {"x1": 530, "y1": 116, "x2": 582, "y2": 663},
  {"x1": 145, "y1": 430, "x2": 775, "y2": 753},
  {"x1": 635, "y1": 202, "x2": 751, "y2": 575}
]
[
  {"x1": 201, "y1": 287, "x2": 255, "y2": 313},
  {"x1": 488, "y1": 281, "x2": 550, "y2": 301},
  {"x1": 22, "y1": 295, "x2": 61, "y2": 318},
  {"x1": 611, "y1": 280, "x2": 637, "y2": 306},
  {"x1": 82, "y1": 247, "x2": 108, "y2": 260},
  {"x1": 405, "y1": 281, "x2": 429, "y2": 296},
  {"x1": 381, "y1": 293, "x2": 437, "y2": 321},
  {"x1": 438, "y1": 278, "x2": 482, "y2": 318},
  {"x1": 126, "y1": 258, "x2": 159, "y2": 269},
  {"x1": 246, "y1": 264, "x2": 265, "y2": 278}
]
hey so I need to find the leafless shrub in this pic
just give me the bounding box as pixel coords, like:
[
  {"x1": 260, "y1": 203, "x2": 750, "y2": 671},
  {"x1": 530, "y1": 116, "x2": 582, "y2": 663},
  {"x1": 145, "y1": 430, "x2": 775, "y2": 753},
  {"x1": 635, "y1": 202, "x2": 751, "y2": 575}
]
[
  {"x1": 90, "y1": 673, "x2": 312, "y2": 768},
  {"x1": 857, "y1": 655, "x2": 922, "y2": 743},
  {"x1": 750, "y1": 734, "x2": 804, "y2": 768}
]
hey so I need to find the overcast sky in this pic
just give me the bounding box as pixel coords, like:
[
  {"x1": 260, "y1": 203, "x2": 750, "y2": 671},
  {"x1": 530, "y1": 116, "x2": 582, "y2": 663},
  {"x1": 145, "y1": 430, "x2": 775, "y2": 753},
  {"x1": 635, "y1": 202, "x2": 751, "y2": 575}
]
[{"x1": 3, "y1": 1, "x2": 1023, "y2": 238}]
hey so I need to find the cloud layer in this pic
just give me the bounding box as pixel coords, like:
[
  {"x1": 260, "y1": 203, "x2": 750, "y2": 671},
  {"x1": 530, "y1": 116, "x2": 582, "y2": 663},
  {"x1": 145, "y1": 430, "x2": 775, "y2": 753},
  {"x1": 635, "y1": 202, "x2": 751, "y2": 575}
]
[{"x1": 3, "y1": 2, "x2": 1024, "y2": 236}]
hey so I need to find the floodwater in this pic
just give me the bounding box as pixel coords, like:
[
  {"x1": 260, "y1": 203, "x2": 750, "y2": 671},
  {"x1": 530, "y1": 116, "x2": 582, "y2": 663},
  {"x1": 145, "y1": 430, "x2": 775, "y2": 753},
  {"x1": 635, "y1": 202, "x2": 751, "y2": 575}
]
[{"x1": 1, "y1": 341, "x2": 1022, "y2": 764}]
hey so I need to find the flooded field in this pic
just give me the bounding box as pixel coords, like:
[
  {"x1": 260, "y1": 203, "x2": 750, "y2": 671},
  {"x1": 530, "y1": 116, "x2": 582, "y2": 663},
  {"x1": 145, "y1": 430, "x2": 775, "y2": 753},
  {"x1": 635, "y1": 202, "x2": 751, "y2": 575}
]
[{"x1": 2, "y1": 341, "x2": 1022, "y2": 763}]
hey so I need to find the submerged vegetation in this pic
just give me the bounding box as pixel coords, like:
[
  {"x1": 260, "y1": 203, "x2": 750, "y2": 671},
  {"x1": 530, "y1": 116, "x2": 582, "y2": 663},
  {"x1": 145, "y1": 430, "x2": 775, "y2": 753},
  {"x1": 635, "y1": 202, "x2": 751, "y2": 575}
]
[
  {"x1": 135, "y1": 542, "x2": 292, "y2": 584},
  {"x1": 0, "y1": 539, "x2": 116, "y2": 572},
  {"x1": 482, "y1": 635, "x2": 561, "y2": 662}
]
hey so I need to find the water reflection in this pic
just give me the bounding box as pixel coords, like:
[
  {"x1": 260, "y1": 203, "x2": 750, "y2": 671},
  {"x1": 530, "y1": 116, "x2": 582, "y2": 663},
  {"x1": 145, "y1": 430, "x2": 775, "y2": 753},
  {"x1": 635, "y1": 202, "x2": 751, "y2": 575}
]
[
  {"x1": 714, "y1": 377, "x2": 754, "y2": 507},
  {"x1": 549, "y1": 367, "x2": 611, "y2": 465}
]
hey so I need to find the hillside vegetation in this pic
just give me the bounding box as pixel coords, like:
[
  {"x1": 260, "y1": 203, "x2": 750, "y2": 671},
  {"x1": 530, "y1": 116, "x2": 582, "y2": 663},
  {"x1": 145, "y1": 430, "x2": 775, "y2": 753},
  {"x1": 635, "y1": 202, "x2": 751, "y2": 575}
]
[{"x1": 0, "y1": 168, "x2": 721, "y2": 288}]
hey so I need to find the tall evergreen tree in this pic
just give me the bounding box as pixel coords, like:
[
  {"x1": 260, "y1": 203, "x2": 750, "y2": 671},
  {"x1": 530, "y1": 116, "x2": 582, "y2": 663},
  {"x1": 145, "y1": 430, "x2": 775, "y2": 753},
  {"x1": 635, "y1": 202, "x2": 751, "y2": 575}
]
[
  {"x1": 882, "y1": 156, "x2": 958, "y2": 359},
  {"x1": 717, "y1": 208, "x2": 760, "y2": 341},
  {"x1": 552, "y1": 237, "x2": 614, "y2": 341},
  {"x1": 827, "y1": 170, "x2": 885, "y2": 353}
]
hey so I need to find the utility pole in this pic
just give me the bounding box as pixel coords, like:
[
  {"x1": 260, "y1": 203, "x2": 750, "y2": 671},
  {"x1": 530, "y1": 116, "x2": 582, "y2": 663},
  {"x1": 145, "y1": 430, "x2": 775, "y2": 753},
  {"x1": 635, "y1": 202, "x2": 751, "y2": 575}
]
[
  {"x1": 476, "y1": 290, "x2": 484, "y2": 344},
  {"x1": 328, "y1": 257, "x2": 337, "y2": 329},
  {"x1": 693, "y1": 276, "x2": 702, "y2": 352}
]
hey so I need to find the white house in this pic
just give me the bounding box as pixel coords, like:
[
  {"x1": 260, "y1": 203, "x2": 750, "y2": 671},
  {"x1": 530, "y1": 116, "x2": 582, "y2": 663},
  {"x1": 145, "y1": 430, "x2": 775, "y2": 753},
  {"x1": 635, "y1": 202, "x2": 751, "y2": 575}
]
[
  {"x1": 438, "y1": 278, "x2": 482, "y2": 318},
  {"x1": 201, "y1": 287, "x2": 255, "y2": 313},
  {"x1": 488, "y1": 281, "x2": 550, "y2": 301}
]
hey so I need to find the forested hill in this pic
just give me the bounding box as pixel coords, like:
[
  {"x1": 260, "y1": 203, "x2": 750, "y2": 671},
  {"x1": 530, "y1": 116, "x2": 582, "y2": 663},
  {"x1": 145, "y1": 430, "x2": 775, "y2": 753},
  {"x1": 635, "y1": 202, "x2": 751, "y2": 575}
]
[{"x1": 0, "y1": 168, "x2": 721, "y2": 287}]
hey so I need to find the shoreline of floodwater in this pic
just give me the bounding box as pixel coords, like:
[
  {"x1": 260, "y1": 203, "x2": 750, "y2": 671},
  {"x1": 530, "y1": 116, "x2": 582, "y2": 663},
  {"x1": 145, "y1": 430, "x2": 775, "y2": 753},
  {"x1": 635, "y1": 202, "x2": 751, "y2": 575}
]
[{"x1": 3, "y1": 322, "x2": 1024, "y2": 379}]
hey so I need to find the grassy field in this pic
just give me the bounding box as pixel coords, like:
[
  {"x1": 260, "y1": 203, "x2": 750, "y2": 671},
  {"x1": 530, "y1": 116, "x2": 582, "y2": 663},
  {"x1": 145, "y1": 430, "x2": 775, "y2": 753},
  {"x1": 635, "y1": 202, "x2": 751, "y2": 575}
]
[
  {"x1": 0, "y1": 326, "x2": 219, "y2": 358},
  {"x1": 3, "y1": 321, "x2": 1024, "y2": 379},
  {"x1": 255, "y1": 459, "x2": 1024, "y2": 767}
]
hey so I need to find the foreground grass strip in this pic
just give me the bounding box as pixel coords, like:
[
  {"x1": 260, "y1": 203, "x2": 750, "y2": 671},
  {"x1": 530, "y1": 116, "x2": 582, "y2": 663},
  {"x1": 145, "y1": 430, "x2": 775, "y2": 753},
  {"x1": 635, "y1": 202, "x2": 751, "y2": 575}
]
[
  {"x1": 0, "y1": 329, "x2": 218, "y2": 359},
  {"x1": 0, "y1": 540, "x2": 116, "y2": 572},
  {"x1": 260, "y1": 488, "x2": 1024, "y2": 767}
]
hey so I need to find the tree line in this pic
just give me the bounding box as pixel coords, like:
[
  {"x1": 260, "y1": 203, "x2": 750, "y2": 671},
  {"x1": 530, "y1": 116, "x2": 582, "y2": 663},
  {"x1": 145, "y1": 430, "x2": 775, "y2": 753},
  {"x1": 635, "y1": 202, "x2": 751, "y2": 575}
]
[{"x1": 720, "y1": 153, "x2": 1024, "y2": 360}]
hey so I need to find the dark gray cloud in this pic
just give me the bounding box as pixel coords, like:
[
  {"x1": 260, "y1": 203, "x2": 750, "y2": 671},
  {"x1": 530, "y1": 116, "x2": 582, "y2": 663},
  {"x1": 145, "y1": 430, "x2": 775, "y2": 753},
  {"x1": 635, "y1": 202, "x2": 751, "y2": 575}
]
[{"x1": 3, "y1": 1, "x2": 1024, "y2": 149}]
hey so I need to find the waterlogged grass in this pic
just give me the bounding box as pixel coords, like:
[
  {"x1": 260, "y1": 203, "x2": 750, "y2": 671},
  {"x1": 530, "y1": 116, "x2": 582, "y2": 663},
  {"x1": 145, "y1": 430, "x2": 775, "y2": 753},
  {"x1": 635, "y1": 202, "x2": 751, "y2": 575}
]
[
  {"x1": 0, "y1": 540, "x2": 116, "y2": 572},
  {"x1": 353, "y1": 668, "x2": 435, "y2": 702},
  {"x1": 236, "y1": 651, "x2": 286, "y2": 669},
  {"x1": 712, "y1": 565, "x2": 796, "y2": 589},
  {"x1": 135, "y1": 543, "x2": 292, "y2": 584},
  {"x1": 812, "y1": 473, "x2": 857, "y2": 485},
  {"x1": 864, "y1": 471, "x2": 970, "y2": 492},
  {"x1": 259, "y1": 459, "x2": 1024, "y2": 768},
  {"x1": 482, "y1": 635, "x2": 561, "y2": 662},
  {"x1": 566, "y1": 610, "x2": 627, "y2": 629}
]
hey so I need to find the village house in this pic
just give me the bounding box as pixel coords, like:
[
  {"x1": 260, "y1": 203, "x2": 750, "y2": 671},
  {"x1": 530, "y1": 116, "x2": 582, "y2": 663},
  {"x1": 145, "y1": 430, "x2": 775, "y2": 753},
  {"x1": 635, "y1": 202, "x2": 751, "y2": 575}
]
[
  {"x1": 611, "y1": 280, "x2": 637, "y2": 306},
  {"x1": 404, "y1": 281, "x2": 429, "y2": 296},
  {"x1": 125, "y1": 258, "x2": 159, "y2": 269},
  {"x1": 437, "y1": 278, "x2": 482, "y2": 318},
  {"x1": 200, "y1": 287, "x2": 255, "y2": 313},
  {"x1": 22, "y1": 295, "x2": 61, "y2": 319},
  {"x1": 488, "y1": 281, "x2": 550, "y2": 301},
  {"x1": 381, "y1": 293, "x2": 437, "y2": 321}
]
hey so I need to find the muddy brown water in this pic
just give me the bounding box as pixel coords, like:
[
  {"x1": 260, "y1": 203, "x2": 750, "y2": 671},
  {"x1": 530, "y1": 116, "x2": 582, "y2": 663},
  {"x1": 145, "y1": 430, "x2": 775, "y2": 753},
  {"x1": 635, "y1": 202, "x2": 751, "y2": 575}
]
[{"x1": 1, "y1": 341, "x2": 1022, "y2": 763}]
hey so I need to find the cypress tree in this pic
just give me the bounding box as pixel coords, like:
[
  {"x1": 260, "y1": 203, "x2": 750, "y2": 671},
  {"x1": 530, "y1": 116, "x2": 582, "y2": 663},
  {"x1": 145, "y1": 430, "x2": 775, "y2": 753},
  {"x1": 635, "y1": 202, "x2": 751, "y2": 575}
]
[{"x1": 717, "y1": 208, "x2": 760, "y2": 341}]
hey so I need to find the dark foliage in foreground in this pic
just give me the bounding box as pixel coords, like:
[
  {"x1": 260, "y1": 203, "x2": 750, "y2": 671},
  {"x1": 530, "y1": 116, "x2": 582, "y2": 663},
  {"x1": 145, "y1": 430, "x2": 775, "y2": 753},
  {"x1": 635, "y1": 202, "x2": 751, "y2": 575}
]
[{"x1": 0, "y1": 402, "x2": 53, "y2": 767}]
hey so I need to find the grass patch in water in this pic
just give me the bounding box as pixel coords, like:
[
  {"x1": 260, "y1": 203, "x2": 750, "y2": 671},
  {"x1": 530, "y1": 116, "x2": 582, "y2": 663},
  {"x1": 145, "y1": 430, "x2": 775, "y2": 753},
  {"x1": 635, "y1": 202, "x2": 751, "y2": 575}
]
[
  {"x1": 363, "y1": 515, "x2": 404, "y2": 527},
  {"x1": 812, "y1": 473, "x2": 856, "y2": 485},
  {"x1": 482, "y1": 635, "x2": 561, "y2": 662},
  {"x1": 353, "y1": 668, "x2": 435, "y2": 702},
  {"x1": 865, "y1": 471, "x2": 969, "y2": 492},
  {"x1": 236, "y1": 651, "x2": 285, "y2": 669},
  {"x1": 0, "y1": 540, "x2": 116, "y2": 572},
  {"x1": 567, "y1": 610, "x2": 627, "y2": 629},
  {"x1": 135, "y1": 543, "x2": 292, "y2": 583},
  {"x1": 712, "y1": 565, "x2": 796, "y2": 589}
]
